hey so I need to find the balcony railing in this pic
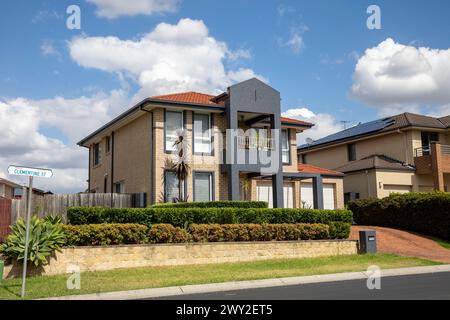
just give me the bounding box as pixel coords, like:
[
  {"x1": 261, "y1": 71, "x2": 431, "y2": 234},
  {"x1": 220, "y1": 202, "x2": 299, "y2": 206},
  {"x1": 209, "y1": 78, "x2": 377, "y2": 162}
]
[
  {"x1": 415, "y1": 145, "x2": 450, "y2": 157},
  {"x1": 237, "y1": 135, "x2": 274, "y2": 150},
  {"x1": 414, "y1": 147, "x2": 430, "y2": 157}
]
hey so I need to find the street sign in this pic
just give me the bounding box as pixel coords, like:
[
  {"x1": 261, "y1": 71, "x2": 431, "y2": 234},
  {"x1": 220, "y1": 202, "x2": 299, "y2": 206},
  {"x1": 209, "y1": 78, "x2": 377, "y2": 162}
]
[
  {"x1": 8, "y1": 165, "x2": 53, "y2": 178},
  {"x1": 7, "y1": 165, "x2": 53, "y2": 298}
]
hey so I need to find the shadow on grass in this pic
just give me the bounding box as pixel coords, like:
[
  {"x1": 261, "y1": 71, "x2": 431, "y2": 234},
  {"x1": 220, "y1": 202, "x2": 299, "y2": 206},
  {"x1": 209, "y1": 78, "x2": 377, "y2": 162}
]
[{"x1": 0, "y1": 283, "x2": 21, "y2": 298}]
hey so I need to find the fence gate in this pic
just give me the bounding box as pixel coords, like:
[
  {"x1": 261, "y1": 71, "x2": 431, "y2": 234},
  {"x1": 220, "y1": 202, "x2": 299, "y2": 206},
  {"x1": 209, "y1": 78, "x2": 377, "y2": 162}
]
[{"x1": 0, "y1": 197, "x2": 12, "y2": 242}]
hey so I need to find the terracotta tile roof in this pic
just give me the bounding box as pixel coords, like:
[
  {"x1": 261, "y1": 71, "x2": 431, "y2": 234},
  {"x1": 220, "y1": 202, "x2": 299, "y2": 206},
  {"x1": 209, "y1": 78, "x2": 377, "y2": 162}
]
[
  {"x1": 150, "y1": 92, "x2": 224, "y2": 106},
  {"x1": 150, "y1": 92, "x2": 312, "y2": 126},
  {"x1": 281, "y1": 117, "x2": 313, "y2": 127},
  {"x1": 297, "y1": 164, "x2": 343, "y2": 176}
]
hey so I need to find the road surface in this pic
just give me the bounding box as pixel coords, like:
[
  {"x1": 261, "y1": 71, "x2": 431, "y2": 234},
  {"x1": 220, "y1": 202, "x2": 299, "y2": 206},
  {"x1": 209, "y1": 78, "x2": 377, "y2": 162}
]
[{"x1": 152, "y1": 272, "x2": 450, "y2": 300}]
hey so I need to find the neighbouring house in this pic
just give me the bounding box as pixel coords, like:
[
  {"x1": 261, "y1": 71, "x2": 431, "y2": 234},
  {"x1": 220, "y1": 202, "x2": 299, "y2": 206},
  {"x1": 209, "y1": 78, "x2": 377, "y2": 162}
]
[
  {"x1": 78, "y1": 78, "x2": 344, "y2": 209},
  {"x1": 0, "y1": 178, "x2": 22, "y2": 199},
  {"x1": 297, "y1": 112, "x2": 450, "y2": 201}
]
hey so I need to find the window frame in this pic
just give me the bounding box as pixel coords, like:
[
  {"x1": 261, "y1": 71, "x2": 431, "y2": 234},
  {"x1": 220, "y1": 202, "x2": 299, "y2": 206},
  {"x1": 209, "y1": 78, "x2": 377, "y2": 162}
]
[
  {"x1": 164, "y1": 110, "x2": 185, "y2": 153},
  {"x1": 193, "y1": 171, "x2": 215, "y2": 202},
  {"x1": 347, "y1": 143, "x2": 356, "y2": 162},
  {"x1": 93, "y1": 142, "x2": 101, "y2": 166},
  {"x1": 164, "y1": 170, "x2": 186, "y2": 203},
  {"x1": 113, "y1": 181, "x2": 125, "y2": 194},
  {"x1": 106, "y1": 136, "x2": 111, "y2": 154},
  {"x1": 192, "y1": 112, "x2": 214, "y2": 156},
  {"x1": 281, "y1": 129, "x2": 291, "y2": 165}
]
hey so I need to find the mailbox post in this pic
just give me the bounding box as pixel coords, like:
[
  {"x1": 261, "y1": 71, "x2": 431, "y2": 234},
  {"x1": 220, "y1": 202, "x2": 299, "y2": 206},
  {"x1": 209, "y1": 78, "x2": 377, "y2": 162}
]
[{"x1": 359, "y1": 230, "x2": 377, "y2": 254}]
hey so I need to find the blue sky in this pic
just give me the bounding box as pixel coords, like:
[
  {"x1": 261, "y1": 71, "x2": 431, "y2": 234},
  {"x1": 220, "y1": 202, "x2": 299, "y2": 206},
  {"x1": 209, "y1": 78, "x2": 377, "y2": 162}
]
[{"x1": 1, "y1": 0, "x2": 450, "y2": 192}]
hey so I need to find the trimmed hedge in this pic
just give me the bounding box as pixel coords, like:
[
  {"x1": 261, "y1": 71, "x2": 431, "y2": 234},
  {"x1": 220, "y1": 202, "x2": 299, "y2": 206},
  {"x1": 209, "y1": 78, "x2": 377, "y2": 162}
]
[
  {"x1": 189, "y1": 224, "x2": 331, "y2": 242},
  {"x1": 151, "y1": 201, "x2": 268, "y2": 209},
  {"x1": 62, "y1": 224, "x2": 148, "y2": 246},
  {"x1": 149, "y1": 224, "x2": 190, "y2": 243},
  {"x1": 349, "y1": 192, "x2": 450, "y2": 240},
  {"x1": 67, "y1": 207, "x2": 352, "y2": 227}
]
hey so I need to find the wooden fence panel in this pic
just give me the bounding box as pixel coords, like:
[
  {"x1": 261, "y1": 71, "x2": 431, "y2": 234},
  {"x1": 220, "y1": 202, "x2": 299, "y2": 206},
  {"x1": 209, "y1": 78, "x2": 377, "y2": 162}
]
[{"x1": 10, "y1": 193, "x2": 133, "y2": 223}]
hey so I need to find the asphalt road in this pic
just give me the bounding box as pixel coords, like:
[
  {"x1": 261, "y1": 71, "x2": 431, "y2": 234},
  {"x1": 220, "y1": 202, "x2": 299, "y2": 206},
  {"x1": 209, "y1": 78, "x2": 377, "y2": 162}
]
[{"x1": 153, "y1": 272, "x2": 450, "y2": 300}]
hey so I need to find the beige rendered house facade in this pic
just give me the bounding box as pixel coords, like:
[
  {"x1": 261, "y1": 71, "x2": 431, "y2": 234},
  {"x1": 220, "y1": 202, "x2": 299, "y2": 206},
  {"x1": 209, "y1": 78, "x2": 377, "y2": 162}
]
[
  {"x1": 78, "y1": 79, "x2": 344, "y2": 209},
  {"x1": 297, "y1": 112, "x2": 450, "y2": 201}
]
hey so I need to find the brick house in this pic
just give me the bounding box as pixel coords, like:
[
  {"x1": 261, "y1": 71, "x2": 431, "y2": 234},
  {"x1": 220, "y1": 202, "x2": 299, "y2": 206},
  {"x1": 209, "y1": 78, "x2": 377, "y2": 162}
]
[
  {"x1": 78, "y1": 78, "x2": 344, "y2": 209},
  {"x1": 298, "y1": 112, "x2": 450, "y2": 201}
]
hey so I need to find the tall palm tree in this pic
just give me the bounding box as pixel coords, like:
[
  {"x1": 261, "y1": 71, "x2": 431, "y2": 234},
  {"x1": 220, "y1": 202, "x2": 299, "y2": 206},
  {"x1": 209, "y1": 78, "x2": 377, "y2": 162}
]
[{"x1": 172, "y1": 130, "x2": 190, "y2": 202}]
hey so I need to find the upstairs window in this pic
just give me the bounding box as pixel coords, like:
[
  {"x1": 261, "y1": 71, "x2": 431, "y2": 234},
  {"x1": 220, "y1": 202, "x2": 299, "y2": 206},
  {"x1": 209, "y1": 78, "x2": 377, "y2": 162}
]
[
  {"x1": 106, "y1": 136, "x2": 111, "y2": 153},
  {"x1": 347, "y1": 143, "x2": 356, "y2": 162},
  {"x1": 193, "y1": 113, "x2": 212, "y2": 154},
  {"x1": 165, "y1": 111, "x2": 183, "y2": 152},
  {"x1": 421, "y1": 132, "x2": 439, "y2": 155},
  {"x1": 93, "y1": 143, "x2": 101, "y2": 166},
  {"x1": 301, "y1": 154, "x2": 308, "y2": 164},
  {"x1": 281, "y1": 129, "x2": 291, "y2": 164}
]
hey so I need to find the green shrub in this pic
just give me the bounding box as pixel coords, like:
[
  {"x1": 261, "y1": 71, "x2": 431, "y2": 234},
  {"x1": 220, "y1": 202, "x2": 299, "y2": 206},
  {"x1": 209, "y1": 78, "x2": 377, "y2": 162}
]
[
  {"x1": 189, "y1": 223, "x2": 331, "y2": 242},
  {"x1": 62, "y1": 224, "x2": 148, "y2": 246},
  {"x1": 0, "y1": 216, "x2": 66, "y2": 266},
  {"x1": 67, "y1": 207, "x2": 352, "y2": 228},
  {"x1": 328, "y1": 222, "x2": 351, "y2": 239},
  {"x1": 148, "y1": 224, "x2": 190, "y2": 244},
  {"x1": 151, "y1": 201, "x2": 268, "y2": 209},
  {"x1": 349, "y1": 192, "x2": 450, "y2": 240}
]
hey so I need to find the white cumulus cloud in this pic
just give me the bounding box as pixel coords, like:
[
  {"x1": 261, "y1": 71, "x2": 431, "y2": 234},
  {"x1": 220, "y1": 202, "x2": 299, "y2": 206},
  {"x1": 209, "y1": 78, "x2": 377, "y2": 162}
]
[
  {"x1": 350, "y1": 38, "x2": 450, "y2": 116},
  {"x1": 86, "y1": 0, "x2": 179, "y2": 19},
  {"x1": 69, "y1": 18, "x2": 264, "y2": 100},
  {"x1": 282, "y1": 107, "x2": 342, "y2": 145},
  {"x1": 0, "y1": 89, "x2": 129, "y2": 193}
]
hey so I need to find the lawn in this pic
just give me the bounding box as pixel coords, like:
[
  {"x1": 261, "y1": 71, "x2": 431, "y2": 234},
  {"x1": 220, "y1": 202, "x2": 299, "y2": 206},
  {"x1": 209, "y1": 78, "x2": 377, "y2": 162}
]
[{"x1": 0, "y1": 253, "x2": 439, "y2": 300}]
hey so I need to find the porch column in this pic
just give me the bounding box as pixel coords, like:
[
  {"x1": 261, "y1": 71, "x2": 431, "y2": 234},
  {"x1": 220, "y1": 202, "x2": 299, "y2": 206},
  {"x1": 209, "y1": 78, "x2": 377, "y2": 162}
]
[
  {"x1": 312, "y1": 176, "x2": 324, "y2": 209},
  {"x1": 228, "y1": 167, "x2": 240, "y2": 201},
  {"x1": 271, "y1": 173, "x2": 284, "y2": 208},
  {"x1": 431, "y1": 142, "x2": 445, "y2": 191}
]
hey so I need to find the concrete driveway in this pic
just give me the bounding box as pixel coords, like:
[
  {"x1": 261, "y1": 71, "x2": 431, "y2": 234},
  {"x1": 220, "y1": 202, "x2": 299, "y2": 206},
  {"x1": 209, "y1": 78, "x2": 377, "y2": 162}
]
[{"x1": 350, "y1": 226, "x2": 450, "y2": 263}]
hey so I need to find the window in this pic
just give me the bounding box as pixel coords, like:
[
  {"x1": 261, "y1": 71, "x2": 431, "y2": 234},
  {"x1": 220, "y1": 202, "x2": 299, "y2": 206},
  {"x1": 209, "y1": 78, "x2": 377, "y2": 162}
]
[
  {"x1": 194, "y1": 172, "x2": 213, "y2": 202},
  {"x1": 281, "y1": 129, "x2": 291, "y2": 164},
  {"x1": 421, "y1": 132, "x2": 439, "y2": 155},
  {"x1": 106, "y1": 136, "x2": 111, "y2": 153},
  {"x1": 114, "y1": 181, "x2": 125, "y2": 194},
  {"x1": 164, "y1": 171, "x2": 184, "y2": 203},
  {"x1": 165, "y1": 111, "x2": 183, "y2": 152},
  {"x1": 93, "y1": 143, "x2": 101, "y2": 166},
  {"x1": 193, "y1": 113, "x2": 212, "y2": 154},
  {"x1": 301, "y1": 154, "x2": 308, "y2": 164},
  {"x1": 347, "y1": 143, "x2": 356, "y2": 161}
]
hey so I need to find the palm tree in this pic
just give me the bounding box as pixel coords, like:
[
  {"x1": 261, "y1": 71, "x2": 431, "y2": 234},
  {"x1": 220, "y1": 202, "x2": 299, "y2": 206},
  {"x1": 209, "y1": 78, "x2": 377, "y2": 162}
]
[{"x1": 172, "y1": 130, "x2": 190, "y2": 202}]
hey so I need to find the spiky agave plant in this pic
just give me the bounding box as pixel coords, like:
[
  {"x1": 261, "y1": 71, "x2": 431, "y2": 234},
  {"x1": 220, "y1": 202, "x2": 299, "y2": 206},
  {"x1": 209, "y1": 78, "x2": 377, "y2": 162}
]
[
  {"x1": 172, "y1": 129, "x2": 190, "y2": 202},
  {"x1": 0, "y1": 216, "x2": 66, "y2": 266}
]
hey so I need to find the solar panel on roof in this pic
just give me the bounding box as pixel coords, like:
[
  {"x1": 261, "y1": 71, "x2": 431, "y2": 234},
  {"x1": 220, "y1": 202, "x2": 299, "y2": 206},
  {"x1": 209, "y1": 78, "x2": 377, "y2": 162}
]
[{"x1": 299, "y1": 117, "x2": 395, "y2": 149}]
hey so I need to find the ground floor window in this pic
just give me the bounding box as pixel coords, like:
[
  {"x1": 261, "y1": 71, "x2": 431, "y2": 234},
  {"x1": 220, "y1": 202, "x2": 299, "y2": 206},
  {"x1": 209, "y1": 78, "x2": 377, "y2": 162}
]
[
  {"x1": 164, "y1": 171, "x2": 184, "y2": 203},
  {"x1": 193, "y1": 172, "x2": 213, "y2": 202}
]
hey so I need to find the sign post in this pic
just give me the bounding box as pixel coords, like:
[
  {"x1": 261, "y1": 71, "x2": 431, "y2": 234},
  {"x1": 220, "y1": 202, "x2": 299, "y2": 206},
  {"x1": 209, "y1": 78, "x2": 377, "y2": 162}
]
[{"x1": 7, "y1": 165, "x2": 53, "y2": 298}]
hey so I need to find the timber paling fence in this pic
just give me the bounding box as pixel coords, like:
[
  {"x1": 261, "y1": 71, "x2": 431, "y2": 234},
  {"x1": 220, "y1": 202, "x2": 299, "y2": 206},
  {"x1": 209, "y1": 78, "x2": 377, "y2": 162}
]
[{"x1": 11, "y1": 193, "x2": 133, "y2": 223}]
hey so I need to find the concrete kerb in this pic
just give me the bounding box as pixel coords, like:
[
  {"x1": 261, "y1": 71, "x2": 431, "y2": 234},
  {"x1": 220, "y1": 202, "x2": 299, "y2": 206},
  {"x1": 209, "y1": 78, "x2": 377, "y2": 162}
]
[{"x1": 42, "y1": 264, "x2": 450, "y2": 300}]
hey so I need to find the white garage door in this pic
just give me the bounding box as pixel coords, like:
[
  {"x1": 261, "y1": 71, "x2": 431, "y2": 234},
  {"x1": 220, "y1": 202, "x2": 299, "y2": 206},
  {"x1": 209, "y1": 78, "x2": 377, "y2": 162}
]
[
  {"x1": 256, "y1": 182, "x2": 294, "y2": 208},
  {"x1": 301, "y1": 183, "x2": 335, "y2": 210},
  {"x1": 383, "y1": 185, "x2": 411, "y2": 198}
]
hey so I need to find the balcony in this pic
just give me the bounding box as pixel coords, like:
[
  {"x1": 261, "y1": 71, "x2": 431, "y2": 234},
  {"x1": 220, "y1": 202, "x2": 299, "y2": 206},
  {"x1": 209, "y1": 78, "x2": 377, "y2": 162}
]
[
  {"x1": 237, "y1": 134, "x2": 274, "y2": 150},
  {"x1": 414, "y1": 143, "x2": 450, "y2": 191}
]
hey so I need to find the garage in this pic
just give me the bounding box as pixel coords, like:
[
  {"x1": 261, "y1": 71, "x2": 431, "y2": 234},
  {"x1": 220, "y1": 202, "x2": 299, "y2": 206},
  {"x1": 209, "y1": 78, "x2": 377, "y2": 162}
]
[
  {"x1": 256, "y1": 182, "x2": 294, "y2": 208},
  {"x1": 300, "y1": 183, "x2": 336, "y2": 210},
  {"x1": 382, "y1": 184, "x2": 411, "y2": 198}
]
